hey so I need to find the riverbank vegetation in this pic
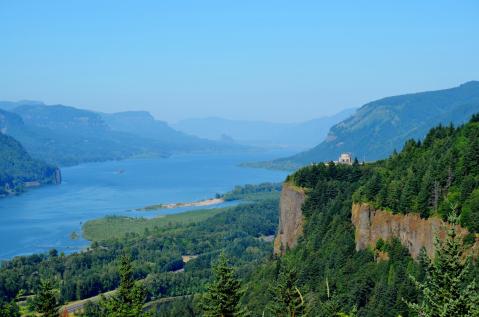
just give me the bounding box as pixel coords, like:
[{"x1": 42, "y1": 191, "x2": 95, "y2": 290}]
[
  {"x1": 82, "y1": 208, "x2": 225, "y2": 241},
  {"x1": 0, "y1": 184, "x2": 280, "y2": 316}
]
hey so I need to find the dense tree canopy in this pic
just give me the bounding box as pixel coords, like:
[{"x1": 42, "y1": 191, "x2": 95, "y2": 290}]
[
  {"x1": 200, "y1": 253, "x2": 244, "y2": 317},
  {"x1": 0, "y1": 186, "x2": 281, "y2": 316},
  {"x1": 243, "y1": 116, "x2": 479, "y2": 316},
  {"x1": 355, "y1": 118, "x2": 479, "y2": 232}
]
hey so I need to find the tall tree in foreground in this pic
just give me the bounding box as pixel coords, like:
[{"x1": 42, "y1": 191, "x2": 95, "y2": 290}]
[
  {"x1": 100, "y1": 255, "x2": 149, "y2": 317},
  {"x1": 201, "y1": 253, "x2": 244, "y2": 317},
  {"x1": 33, "y1": 280, "x2": 58, "y2": 317},
  {"x1": 267, "y1": 263, "x2": 304, "y2": 317},
  {"x1": 407, "y1": 213, "x2": 479, "y2": 317}
]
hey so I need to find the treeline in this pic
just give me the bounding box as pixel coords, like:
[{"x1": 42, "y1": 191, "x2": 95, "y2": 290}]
[{"x1": 222, "y1": 182, "x2": 283, "y2": 201}]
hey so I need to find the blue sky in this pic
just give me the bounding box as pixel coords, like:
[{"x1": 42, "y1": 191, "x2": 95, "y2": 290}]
[{"x1": 0, "y1": 1, "x2": 478, "y2": 122}]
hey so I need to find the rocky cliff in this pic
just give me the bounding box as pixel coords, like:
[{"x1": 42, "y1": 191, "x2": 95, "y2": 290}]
[
  {"x1": 274, "y1": 183, "x2": 306, "y2": 255},
  {"x1": 352, "y1": 203, "x2": 479, "y2": 259},
  {"x1": 274, "y1": 185, "x2": 479, "y2": 258}
]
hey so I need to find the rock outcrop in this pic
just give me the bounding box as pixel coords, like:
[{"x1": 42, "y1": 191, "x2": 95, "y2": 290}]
[
  {"x1": 352, "y1": 203, "x2": 479, "y2": 259},
  {"x1": 274, "y1": 183, "x2": 306, "y2": 255},
  {"x1": 273, "y1": 190, "x2": 479, "y2": 259}
]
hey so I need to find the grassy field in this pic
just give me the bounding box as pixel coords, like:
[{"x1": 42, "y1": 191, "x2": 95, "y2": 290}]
[
  {"x1": 82, "y1": 207, "x2": 226, "y2": 241},
  {"x1": 82, "y1": 184, "x2": 281, "y2": 242}
]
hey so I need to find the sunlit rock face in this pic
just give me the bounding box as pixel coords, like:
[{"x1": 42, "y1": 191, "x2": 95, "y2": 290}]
[
  {"x1": 274, "y1": 183, "x2": 306, "y2": 256},
  {"x1": 352, "y1": 203, "x2": 479, "y2": 259}
]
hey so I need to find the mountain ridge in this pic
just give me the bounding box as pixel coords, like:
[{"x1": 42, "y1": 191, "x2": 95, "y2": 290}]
[
  {"x1": 257, "y1": 81, "x2": 479, "y2": 169},
  {"x1": 0, "y1": 102, "x2": 247, "y2": 166}
]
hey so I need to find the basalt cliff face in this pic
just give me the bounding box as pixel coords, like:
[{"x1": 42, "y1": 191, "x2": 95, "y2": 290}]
[
  {"x1": 273, "y1": 186, "x2": 479, "y2": 258},
  {"x1": 352, "y1": 203, "x2": 479, "y2": 259},
  {"x1": 274, "y1": 183, "x2": 306, "y2": 255}
]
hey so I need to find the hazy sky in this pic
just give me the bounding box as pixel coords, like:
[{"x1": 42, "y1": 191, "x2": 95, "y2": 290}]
[{"x1": 0, "y1": 1, "x2": 478, "y2": 123}]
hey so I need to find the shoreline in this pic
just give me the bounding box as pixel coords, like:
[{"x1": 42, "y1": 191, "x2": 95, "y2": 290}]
[{"x1": 136, "y1": 197, "x2": 225, "y2": 211}]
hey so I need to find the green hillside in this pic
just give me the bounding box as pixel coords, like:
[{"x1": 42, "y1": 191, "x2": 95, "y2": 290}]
[
  {"x1": 0, "y1": 132, "x2": 59, "y2": 196},
  {"x1": 355, "y1": 114, "x2": 479, "y2": 231},
  {"x1": 243, "y1": 114, "x2": 479, "y2": 316},
  {"x1": 264, "y1": 81, "x2": 479, "y2": 170}
]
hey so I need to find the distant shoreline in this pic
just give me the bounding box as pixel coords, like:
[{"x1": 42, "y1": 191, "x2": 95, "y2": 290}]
[{"x1": 136, "y1": 198, "x2": 225, "y2": 211}]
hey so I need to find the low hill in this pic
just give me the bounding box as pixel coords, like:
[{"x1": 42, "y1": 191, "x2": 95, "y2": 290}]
[{"x1": 259, "y1": 81, "x2": 479, "y2": 169}]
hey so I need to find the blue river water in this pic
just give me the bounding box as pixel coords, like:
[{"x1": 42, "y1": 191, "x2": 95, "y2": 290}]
[{"x1": 0, "y1": 152, "x2": 291, "y2": 259}]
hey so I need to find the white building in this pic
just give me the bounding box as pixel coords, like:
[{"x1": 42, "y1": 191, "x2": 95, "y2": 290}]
[{"x1": 337, "y1": 153, "x2": 353, "y2": 165}]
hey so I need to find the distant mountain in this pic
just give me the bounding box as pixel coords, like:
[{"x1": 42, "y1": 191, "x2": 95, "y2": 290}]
[
  {"x1": 101, "y1": 111, "x2": 239, "y2": 152},
  {"x1": 0, "y1": 102, "x2": 245, "y2": 166},
  {"x1": 173, "y1": 108, "x2": 356, "y2": 149},
  {"x1": 255, "y1": 81, "x2": 479, "y2": 170},
  {"x1": 0, "y1": 132, "x2": 60, "y2": 197},
  {"x1": 0, "y1": 100, "x2": 45, "y2": 111}
]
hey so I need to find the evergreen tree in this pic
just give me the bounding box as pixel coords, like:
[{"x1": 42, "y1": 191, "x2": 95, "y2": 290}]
[
  {"x1": 407, "y1": 213, "x2": 479, "y2": 317},
  {"x1": 268, "y1": 264, "x2": 304, "y2": 317},
  {"x1": 201, "y1": 253, "x2": 244, "y2": 317},
  {"x1": 0, "y1": 299, "x2": 20, "y2": 317},
  {"x1": 337, "y1": 307, "x2": 357, "y2": 317},
  {"x1": 33, "y1": 280, "x2": 58, "y2": 317},
  {"x1": 99, "y1": 255, "x2": 149, "y2": 317}
]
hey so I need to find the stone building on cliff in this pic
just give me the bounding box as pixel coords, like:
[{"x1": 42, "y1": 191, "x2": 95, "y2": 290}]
[{"x1": 337, "y1": 153, "x2": 353, "y2": 165}]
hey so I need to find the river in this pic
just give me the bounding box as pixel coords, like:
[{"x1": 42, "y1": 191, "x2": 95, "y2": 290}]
[{"x1": 0, "y1": 152, "x2": 291, "y2": 259}]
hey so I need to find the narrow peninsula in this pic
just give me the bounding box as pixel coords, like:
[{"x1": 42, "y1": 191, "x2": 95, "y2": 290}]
[{"x1": 136, "y1": 198, "x2": 225, "y2": 211}]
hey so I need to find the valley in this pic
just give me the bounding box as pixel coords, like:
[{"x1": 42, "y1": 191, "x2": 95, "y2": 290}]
[
  {"x1": 0, "y1": 152, "x2": 289, "y2": 259},
  {"x1": 1, "y1": 2, "x2": 478, "y2": 315}
]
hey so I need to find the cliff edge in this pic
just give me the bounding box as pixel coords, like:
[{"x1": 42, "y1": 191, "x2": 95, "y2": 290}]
[
  {"x1": 352, "y1": 203, "x2": 479, "y2": 259},
  {"x1": 274, "y1": 182, "x2": 306, "y2": 255},
  {"x1": 274, "y1": 191, "x2": 479, "y2": 258}
]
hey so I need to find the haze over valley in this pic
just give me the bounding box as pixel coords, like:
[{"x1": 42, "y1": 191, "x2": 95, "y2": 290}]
[{"x1": 1, "y1": 1, "x2": 478, "y2": 316}]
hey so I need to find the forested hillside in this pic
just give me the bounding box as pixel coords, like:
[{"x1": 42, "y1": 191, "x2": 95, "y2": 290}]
[
  {"x1": 0, "y1": 132, "x2": 59, "y2": 197},
  {"x1": 243, "y1": 115, "x2": 479, "y2": 316},
  {"x1": 355, "y1": 114, "x2": 479, "y2": 232},
  {"x1": 261, "y1": 81, "x2": 479, "y2": 170}
]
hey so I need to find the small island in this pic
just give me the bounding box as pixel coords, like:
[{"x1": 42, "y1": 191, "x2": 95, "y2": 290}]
[{"x1": 136, "y1": 197, "x2": 225, "y2": 211}]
